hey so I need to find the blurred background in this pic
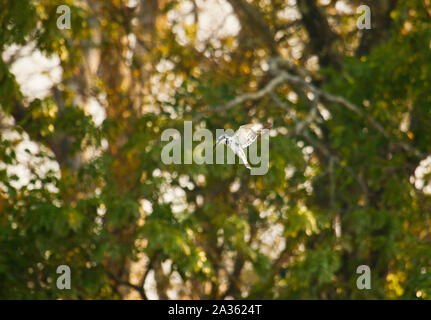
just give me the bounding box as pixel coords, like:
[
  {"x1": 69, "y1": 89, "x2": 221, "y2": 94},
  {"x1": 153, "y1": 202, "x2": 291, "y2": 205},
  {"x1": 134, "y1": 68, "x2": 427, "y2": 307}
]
[{"x1": 1, "y1": 0, "x2": 431, "y2": 299}]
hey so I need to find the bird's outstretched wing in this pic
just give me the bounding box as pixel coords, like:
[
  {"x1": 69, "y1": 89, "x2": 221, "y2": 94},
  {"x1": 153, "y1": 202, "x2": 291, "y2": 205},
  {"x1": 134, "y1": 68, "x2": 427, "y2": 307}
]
[{"x1": 233, "y1": 122, "x2": 272, "y2": 149}]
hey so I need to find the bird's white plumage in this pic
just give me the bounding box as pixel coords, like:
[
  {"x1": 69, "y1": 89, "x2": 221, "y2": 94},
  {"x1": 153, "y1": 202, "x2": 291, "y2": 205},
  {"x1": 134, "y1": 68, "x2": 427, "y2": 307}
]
[
  {"x1": 233, "y1": 123, "x2": 265, "y2": 149},
  {"x1": 213, "y1": 122, "x2": 271, "y2": 170}
]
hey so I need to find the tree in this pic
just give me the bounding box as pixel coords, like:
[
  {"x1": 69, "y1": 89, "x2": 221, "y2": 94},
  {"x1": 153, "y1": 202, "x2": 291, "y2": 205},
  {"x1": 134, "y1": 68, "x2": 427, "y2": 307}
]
[{"x1": 0, "y1": 0, "x2": 430, "y2": 299}]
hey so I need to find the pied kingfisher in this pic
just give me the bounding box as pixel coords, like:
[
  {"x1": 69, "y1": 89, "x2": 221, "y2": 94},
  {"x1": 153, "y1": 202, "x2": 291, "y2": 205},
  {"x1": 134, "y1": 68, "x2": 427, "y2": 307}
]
[{"x1": 213, "y1": 122, "x2": 272, "y2": 169}]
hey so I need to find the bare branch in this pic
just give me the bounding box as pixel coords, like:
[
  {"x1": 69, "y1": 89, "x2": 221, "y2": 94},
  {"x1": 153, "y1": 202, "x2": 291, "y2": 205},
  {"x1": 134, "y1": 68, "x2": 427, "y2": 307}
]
[
  {"x1": 272, "y1": 70, "x2": 424, "y2": 158},
  {"x1": 194, "y1": 57, "x2": 425, "y2": 160},
  {"x1": 107, "y1": 271, "x2": 148, "y2": 300},
  {"x1": 192, "y1": 74, "x2": 287, "y2": 121}
]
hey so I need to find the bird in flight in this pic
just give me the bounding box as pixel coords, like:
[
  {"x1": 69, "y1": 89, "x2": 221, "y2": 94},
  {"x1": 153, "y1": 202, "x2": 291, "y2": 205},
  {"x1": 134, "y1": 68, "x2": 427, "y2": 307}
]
[{"x1": 213, "y1": 122, "x2": 272, "y2": 169}]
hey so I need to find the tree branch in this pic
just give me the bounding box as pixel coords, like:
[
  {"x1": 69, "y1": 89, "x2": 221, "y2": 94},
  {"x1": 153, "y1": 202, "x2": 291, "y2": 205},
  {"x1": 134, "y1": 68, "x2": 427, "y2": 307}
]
[
  {"x1": 195, "y1": 57, "x2": 425, "y2": 160},
  {"x1": 107, "y1": 271, "x2": 148, "y2": 300}
]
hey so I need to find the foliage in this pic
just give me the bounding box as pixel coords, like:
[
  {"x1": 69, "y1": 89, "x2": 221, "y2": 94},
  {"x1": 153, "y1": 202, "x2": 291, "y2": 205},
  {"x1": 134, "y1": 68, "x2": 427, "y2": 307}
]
[{"x1": 0, "y1": 0, "x2": 430, "y2": 299}]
